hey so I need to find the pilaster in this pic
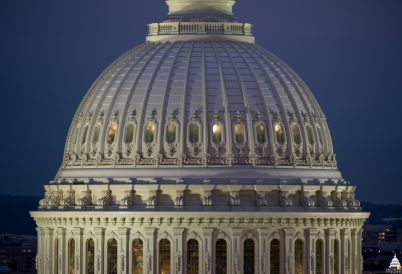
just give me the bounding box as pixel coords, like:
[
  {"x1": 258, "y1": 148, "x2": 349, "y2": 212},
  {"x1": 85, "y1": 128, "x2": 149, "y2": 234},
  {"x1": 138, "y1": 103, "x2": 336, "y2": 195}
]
[
  {"x1": 231, "y1": 227, "x2": 242, "y2": 273},
  {"x1": 283, "y1": 228, "x2": 295, "y2": 274},
  {"x1": 36, "y1": 227, "x2": 45, "y2": 274},
  {"x1": 93, "y1": 227, "x2": 105, "y2": 273},
  {"x1": 144, "y1": 227, "x2": 156, "y2": 274},
  {"x1": 258, "y1": 228, "x2": 270, "y2": 274},
  {"x1": 326, "y1": 228, "x2": 336, "y2": 274},
  {"x1": 72, "y1": 227, "x2": 83, "y2": 274},
  {"x1": 351, "y1": 228, "x2": 358, "y2": 274},
  {"x1": 44, "y1": 227, "x2": 54, "y2": 274},
  {"x1": 307, "y1": 228, "x2": 317, "y2": 273},
  {"x1": 341, "y1": 228, "x2": 350, "y2": 274},
  {"x1": 54, "y1": 227, "x2": 66, "y2": 274},
  {"x1": 202, "y1": 227, "x2": 214, "y2": 274},
  {"x1": 173, "y1": 228, "x2": 185, "y2": 274},
  {"x1": 118, "y1": 227, "x2": 130, "y2": 274}
]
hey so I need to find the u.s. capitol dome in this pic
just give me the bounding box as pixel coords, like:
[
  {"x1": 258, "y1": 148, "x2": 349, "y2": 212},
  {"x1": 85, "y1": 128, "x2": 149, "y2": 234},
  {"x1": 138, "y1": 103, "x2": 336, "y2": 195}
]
[{"x1": 31, "y1": 0, "x2": 369, "y2": 273}]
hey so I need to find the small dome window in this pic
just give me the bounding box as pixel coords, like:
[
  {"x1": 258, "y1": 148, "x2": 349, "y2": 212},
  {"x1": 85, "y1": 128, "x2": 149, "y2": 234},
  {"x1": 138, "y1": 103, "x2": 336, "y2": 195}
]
[
  {"x1": 145, "y1": 123, "x2": 155, "y2": 143},
  {"x1": 167, "y1": 122, "x2": 177, "y2": 143},
  {"x1": 292, "y1": 124, "x2": 301, "y2": 145},
  {"x1": 235, "y1": 124, "x2": 245, "y2": 143},
  {"x1": 107, "y1": 124, "x2": 117, "y2": 144},
  {"x1": 256, "y1": 124, "x2": 265, "y2": 144},
  {"x1": 212, "y1": 124, "x2": 222, "y2": 143},
  {"x1": 92, "y1": 124, "x2": 101, "y2": 144},
  {"x1": 306, "y1": 125, "x2": 314, "y2": 145},
  {"x1": 275, "y1": 124, "x2": 284, "y2": 144},
  {"x1": 189, "y1": 123, "x2": 199, "y2": 143},
  {"x1": 125, "y1": 124, "x2": 134, "y2": 143},
  {"x1": 81, "y1": 125, "x2": 88, "y2": 144}
]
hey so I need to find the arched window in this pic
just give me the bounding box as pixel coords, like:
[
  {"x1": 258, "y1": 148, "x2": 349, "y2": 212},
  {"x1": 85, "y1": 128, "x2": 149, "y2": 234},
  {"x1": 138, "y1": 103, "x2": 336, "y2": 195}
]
[
  {"x1": 306, "y1": 125, "x2": 314, "y2": 145},
  {"x1": 69, "y1": 238, "x2": 75, "y2": 274},
  {"x1": 167, "y1": 122, "x2": 176, "y2": 143},
  {"x1": 212, "y1": 124, "x2": 222, "y2": 143},
  {"x1": 55, "y1": 238, "x2": 59, "y2": 274},
  {"x1": 187, "y1": 239, "x2": 199, "y2": 274},
  {"x1": 93, "y1": 124, "x2": 101, "y2": 144},
  {"x1": 275, "y1": 124, "x2": 284, "y2": 144},
  {"x1": 255, "y1": 124, "x2": 265, "y2": 144},
  {"x1": 82, "y1": 125, "x2": 89, "y2": 144},
  {"x1": 145, "y1": 123, "x2": 155, "y2": 143},
  {"x1": 107, "y1": 239, "x2": 117, "y2": 274},
  {"x1": 189, "y1": 123, "x2": 199, "y2": 143},
  {"x1": 132, "y1": 239, "x2": 143, "y2": 274},
  {"x1": 243, "y1": 239, "x2": 254, "y2": 274},
  {"x1": 159, "y1": 239, "x2": 171, "y2": 273},
  {"x1": 334, "y1": 239, "x2": 339, "y2": 274},
  {"x1": 86, "y1": 239, "x2": 95, "y2": 274},
  {"x1": 107, "y1": 124, "x2": 117, "y2": 144},
  {"x1": 216, "y1": 239, "x2": 227, "y2": 274},
  {"x1": 317, "y1": 126, "x2": 324, "y2": 145},
  {"x1": 125, "y1": 124, "x2": 135, "y2": 143},
  {"x1": 270, "y1": 239, "x2": 280, "y2": 274},
  {"x1": 315, "y1": 239, "x2": 323, "y2": 274},
  {"x1": 235, "y1": 124, "x2": 245, "y2": 143},
  {"x1": 294, "y1": 239, "x2": 304, "y2": 274},
  {"x1": 292, "y1": 124, "x2": 301, "y2": 144}
]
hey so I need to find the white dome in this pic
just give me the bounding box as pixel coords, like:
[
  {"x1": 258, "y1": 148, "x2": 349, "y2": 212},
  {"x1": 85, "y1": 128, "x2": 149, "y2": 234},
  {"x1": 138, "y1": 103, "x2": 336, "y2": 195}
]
[{"x1": 390, "y1": 254, "x2": 401, "y2": 268}]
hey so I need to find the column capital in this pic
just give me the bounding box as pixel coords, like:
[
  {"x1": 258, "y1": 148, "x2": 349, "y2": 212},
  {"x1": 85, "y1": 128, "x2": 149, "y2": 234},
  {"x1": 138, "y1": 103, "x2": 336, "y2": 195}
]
[
  {"x1": 44, "y1": 227, "x2": 54, "y2": 235},
  {"x1": 72, "y1": 227, "x2": 83, "y2": 235},
  {"x1": 283, "y1": 228, "x2": 295, "y2": 237},
  {"x1": 145, "y1": 227, "x2": 156, "y2": 236},
  {"x1": 202, "y1": 227, "x2": 214, "y2": 237},
  {"x1": 117, "y1": 227, "x2": 129, "y2": 235},
  {"x1": 258, "y1": 228, "x2": 270, "y2": 237},
  {"x1": 231, "y1": 227, "x2": 242, "y2": 237},
  {"x1": 93, "y1": 227, "x2": 105, "y2": 236},
  {"x1": 173, "y1": 227, "x2": 185, "y2": 236}
]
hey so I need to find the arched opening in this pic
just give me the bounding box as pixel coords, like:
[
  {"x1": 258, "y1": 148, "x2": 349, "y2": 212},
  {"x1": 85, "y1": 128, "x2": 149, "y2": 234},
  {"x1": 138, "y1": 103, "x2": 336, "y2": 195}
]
[
  {"x1": 317, "y1": 126, "x2": 324, "y2": 145},
  {"x1": 243, "y1": 239, "x2": 254, "y2": 274},
  {"x1": 86, "y1": 238, "x2": 95, "y2": 274},
  {"x1": 315, "y1": 239, "x2": 323, "y2": 274},
  {"x1": 256, "y1": 124, "x2": 265, "y2": 144},
  {"x1": 306, "y1": 125, "x2": 314, "y2": 145},
  {"x1": 294, "y1": 239, "x2": 304, "y2": 274},
  {"x1": 167, "y1": 122, "x2": 176, "y2": 143},
  {"x1": 187, "y1": 239, "x2": 199, "y2": 274},
  {"x1": 292, "y1": 124, "x2": 301, "y2": 144},
  {"x1": 69, "y1": 238, "x2": 75, "y2": 274},
  {"x1": 159, "y1": 239, "x2": 171, "y2": 274},
  {"x1": 215, "y1": 239, "x2": 227, "y2": 274},
  {"x1": 334, "y1": 239, "x2": 339, "y2": 274},
  {"x1": 107, "y1": 124, "x2": 117, "y2": 144},
  {"x1": 270, "y1": 239, "x2": 280, "y2": 274},
  {"x1": 93, "y1": 124, "x2": 101, "y2": 144},
  {"x1": 145, "y1": 123, "x2": 155, "y2": 143},
  {"x1": 235, "y1": 124, "x2": 245, "y2": 143},
  {"x1": 212, "y1": 124, "x2": 222, "y2": 143},
  {"x1": 107, "y1": 238, "x2": 117, "y2": 274},
  {"x1": 132, "y1": 238, "x2": 143, "y2": 274},
  {"x1": 275, "y1": 124, "x2": 284, "y2": 144},
  {"x1": 125, "y1": 124, "x2": 134, "y2": 143},
  {"x1": 189, "y1": 123, "x2": 199, "y2": 143}
]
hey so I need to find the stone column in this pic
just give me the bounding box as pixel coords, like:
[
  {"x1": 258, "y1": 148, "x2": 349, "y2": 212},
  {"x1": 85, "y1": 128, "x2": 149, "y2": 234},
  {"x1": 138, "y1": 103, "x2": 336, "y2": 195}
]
[
  {"x1": 72, "y1": 227, "x2": 83, "y2": 274},
  {"x1": 44, "y1": 228, "x2": 54, "y2": 274},
  {"x1": 118, "y1": 227, "x2": 130, "y2": 274},
  {"x1": 307, "y1": 228, "x2": 317, "y2": 274},
  {"x1": 351, "y1": 228, "x2": 358, "y2": 274},
  {"x1": 93, "y1": 227, "x2": 105, "y2": 273},
  {"x1": 54, "y1": 228, "x2": 66, "y2": 274},
  {"x1": 258, "y1": 228, "x2": 270, "y2": 274},
  {"x1": 326, "y1": 228, "x2": 336, "y2": 274},
  {"x1": 231, "y1": 228, "x2": 242, "y2": 273},
  {"x1": 144, "y1": 227, "x2": 156, "y2": 274},
  {"x1": 202, "y1": 228, "x2": 214, "y2": 274},
  {"x1": 36, "y1": 228, "x2": 45, "y2": 274},
  {"x1": 173, "y1": 228, "x2": 185, "y2": 274},
  {"x1": 283, "y1": 228, "x2": 295, "y2": 274},
  {"x1": 341, "y1": 228, "x2": 350, "y2": 274}
]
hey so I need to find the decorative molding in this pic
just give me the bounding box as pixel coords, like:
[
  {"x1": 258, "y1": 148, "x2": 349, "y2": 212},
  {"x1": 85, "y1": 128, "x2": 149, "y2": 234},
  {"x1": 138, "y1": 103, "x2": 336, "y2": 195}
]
[
  {"x1": 317, "y1": 190, "x2": 333, "y2": 207},
  {"x1": 202, "y1": 190, "x2": 212, "y2": 206},
  {"x1": 279, "y1": 191, "x2": 292, "y2": 207},
  {"x1": 121, "y1": 189, "x2": 134, "y2": 206},
  {"x1": 300, "y1": 191, "x2": 314, "y2": 207},
  {"x1": 230, "y1": 191, "x2": 240, "y2": 206},
  {"x1": 97, "y1": 189, "x2": 112, "y2": 206},
  {"x1": 147, "y1": 190, "x2": 157, "y2": 206},
  {"x1": 255, "y1": 191, "x2": 267, "y2": 206},
  {"x1": 174, "y1": 190, "x2": 184, "y2": 206}
]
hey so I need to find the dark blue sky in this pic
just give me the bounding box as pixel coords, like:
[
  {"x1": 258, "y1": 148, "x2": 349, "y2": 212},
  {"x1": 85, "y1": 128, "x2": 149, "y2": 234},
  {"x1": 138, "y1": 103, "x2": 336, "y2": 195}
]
[{"x1": 1, "y1": 0, "x2": 401, "y2": 204}]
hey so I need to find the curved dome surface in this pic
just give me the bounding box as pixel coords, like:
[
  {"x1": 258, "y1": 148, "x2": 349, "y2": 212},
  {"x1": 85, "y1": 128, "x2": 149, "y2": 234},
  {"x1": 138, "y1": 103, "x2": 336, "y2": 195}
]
[{"x1": 59, "y1": 40, "x2": 340, "y2": 181}]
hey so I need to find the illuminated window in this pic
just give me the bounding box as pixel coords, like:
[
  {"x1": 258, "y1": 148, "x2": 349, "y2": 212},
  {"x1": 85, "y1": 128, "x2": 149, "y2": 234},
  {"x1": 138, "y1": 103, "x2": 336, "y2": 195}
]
[
  {"x1": 235, "y1": 124, "x2": 244, "y2": 143},
  {"x1": 69, "y1": 238, "x2": 75, "y2": 274},
  {"x1": 270, "y1": 239, "x2": 280, "y2": 274},
  {"x1": 107, "y1": 124, "x2": 117, "y2": 144},
  {"x1": 212, "y1": 124, "x2": 222, "y2": 143},
  {"x1": 159, "y1": 239, "x2": 171, "y2": 273},
  {"x1": 82, "y1": 125, "x2": 88, "y2": 144},
  {"x1": 107, "y1": 239, "x2": 117, "y2": 274},
  {"x1": 189, "y1": 123, "x2": 199, "y2": 143},
  {"x1": 145, "y1": 123, "x2": 155, "y2": 143},
  {"x1": 216, "y1": 239, "x2": 227, "y2": 274},
  {"x1": 306, "y1": 125, "x2": 314, "y2": 145},
  {"x1": 334, "y1": 239, "x2": 339, "y2": 274},
  {"x1": 187, "y1": 239, "x2": 199, "y2": 274},
  {"x1": 316, "y1": 239, "x2": 323, "y2": 274},
  {"x1": 125, "y1": 124, "x2": 134, "y2": 143},
  {"x1": 86, "y1": 239, "x2": 95, "y2": 274},
  {"x1": 243, "y1": 239, "x2": 254, "y2": 274},
  {"x1": 132, "y1": 239, "x2": 143, "y2": 274},
  {"x1": 256, "y1": 124, "x2": 265, "y2": 144},
  {"x1": 294, "y1": 239, "x2": 303, "y2": 274},
  {"x1": 292, "y1": 124, "x2": 301, "y2": 144},
  {"x1": 275, "y1": 124, "x2": 284, "y2": 144},
  {"x1": 167, "y1": 122, "x2": 176, "y2": 143},
  {"x1": 93, "y1": 124, "x2": 101, "y2": 144}
]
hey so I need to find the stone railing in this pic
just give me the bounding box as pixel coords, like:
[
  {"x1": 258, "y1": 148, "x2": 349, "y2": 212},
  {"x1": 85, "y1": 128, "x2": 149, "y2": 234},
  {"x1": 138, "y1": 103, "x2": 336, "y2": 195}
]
[{"x1": 148, "y1": 22, "x2": 253, "y2": 36}]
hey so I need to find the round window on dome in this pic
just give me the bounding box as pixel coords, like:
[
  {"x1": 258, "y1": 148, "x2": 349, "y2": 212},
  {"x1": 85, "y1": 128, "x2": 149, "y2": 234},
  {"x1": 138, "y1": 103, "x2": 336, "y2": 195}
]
[
  {"x1": 292, "y1": 124, "x2": 301, "y2": 145},
  {"x1": 167, "y1": 122, "x2": 176, "y2": 143},
  {"x1": 145, "y1": 123, "x2": 155, "y2": 143},
  {"x1": 125, "y1": 124, "x2": 135, "y2": 144},
  {"x1": 189, "y1": 123, "x2": 199, "y2": 143},
  {"x1": 107, "y1": 124, "x2": 117, "y2": 144},
  {"x1": 256, "y1": 124, "x2": 265, "y2": 144},
  {"x1": 234, "y1": 124, "x2": 244, "y2": 144},
  {"x1": 275, "y1": 124, "x2": 284, "y2": 144},
  {"x1": 212, "y1": 124, "x2": 222, "y2": 143},
  {"x1": 93, "y1": 124, "x2": 101, "y2": 144},
  {"x1": 306, "y1": 125, "x2": 314, "y2": 145}
]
